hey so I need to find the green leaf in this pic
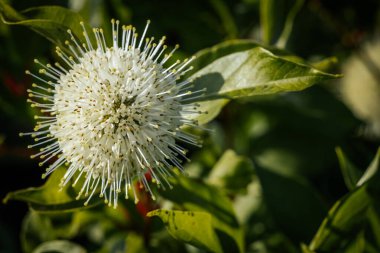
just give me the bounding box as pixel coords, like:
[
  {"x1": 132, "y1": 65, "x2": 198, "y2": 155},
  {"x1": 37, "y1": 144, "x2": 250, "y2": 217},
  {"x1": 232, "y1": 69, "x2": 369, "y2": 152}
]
[
  {"x1": 256, "y1": 166, "x2": 327, "y2": 242},
  {"x1": 3, "y1": 167, "x2": 102, "y2": 213},
  {"x1": 357, "y1": 148, "x2": 380, "y2": 186},
  {"x1": 189, "y1": 40, "x2": 262, "y2": 77},
  {"x1": 276, "y1": 0, "x2": 305, "y2": 48},
  {"x1": 260, "y1": 0, "x2": 304, "y2": 46},
  {"x1": 309, "y1": 149, "x2": 380, "y2": 252},
  {"x1": 233, "y1": 180, "x2": 262, "y2": 225},
  {"x1": 309, "y1": 185, "x2": 371, "y2": 252},
  {"x1": 300, "y1": 244, "x2": 316, "y2": 253},
  {"x1": 336, "y1": 147, "x2": 380, "y2": 190},
  {"x1": 336, "y1": 147, "x2": 361, "y2": 190},
  {"x1": 148, "y1": 210, "x2": 223, "y2": 253},
  {"x1": 345, "y1": 231, "x2": 366, "y2": 253},
  {"x1": 191, "y1": 47, "x2": 340, "y2": 101},
  {"x1": 0, "y1": 2, "x2": 91, "y2": 50},
  {"x1": 32, "y1": 240, "x2": 86, "y2": 253},
  {"x1": 188, "y1": 39, "x2": 299, "y2": 78},
  {"x1": 367, "y1": 207, "x2": 380, "y2": 249},
  {"x1": 159, "y1": 175, "x2": 244, "y2": 253},
  {"x1": 189, "y1": 47, "x2": 339, "y2": 124},
  {"x1": 311, "y1": 57, "x2": 339, "y2": 72},
  {"x1": 208, "y1": 0, "x2": 238, "y2": 39},
  {"x1": 188, "y1": 98, "x2": 229, "y2": 126},
  {"x1": 125, "y1": 233, "x2": 147, "y2": 253},
  {"x1": 207, "y1": 149, "x2": 254, "y2": 193}
]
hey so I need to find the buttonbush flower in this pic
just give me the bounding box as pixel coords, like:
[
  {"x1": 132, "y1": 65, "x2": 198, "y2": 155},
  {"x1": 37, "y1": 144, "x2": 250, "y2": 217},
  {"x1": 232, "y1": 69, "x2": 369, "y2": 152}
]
[{"x1": 21, "y1": 20, "x2": 204, "y2": 208}]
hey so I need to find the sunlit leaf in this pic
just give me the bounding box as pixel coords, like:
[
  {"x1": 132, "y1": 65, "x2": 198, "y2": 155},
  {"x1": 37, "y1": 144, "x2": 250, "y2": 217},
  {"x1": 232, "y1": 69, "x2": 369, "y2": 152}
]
[
  {"x1": 191, "y1": 47, "x2": 339, "y2": 100},
  {"x1": 158, "y1": 175, "x2": 244, "y2": 253},
  {"x1": 32, "y1": 240, "x2": 86, "y2": 253},
  {"x1": 233, "y1": 180, "x2": 262, "y2": 225},
  {"x1": 188, "y1": 39, "x2": 301, "y2": 78},
  {"x1": 148, "y1": 210, "x2": 223, "y2": 253},
  {"x1": 357, "y1": 148, "x2": 380, "y2": 186},
  {"x1": 189, "y1": 47, "x2": 340, "y2": 124},
  {"x1": 3, "y1": 168, "x2": 102, "y2": 213}
]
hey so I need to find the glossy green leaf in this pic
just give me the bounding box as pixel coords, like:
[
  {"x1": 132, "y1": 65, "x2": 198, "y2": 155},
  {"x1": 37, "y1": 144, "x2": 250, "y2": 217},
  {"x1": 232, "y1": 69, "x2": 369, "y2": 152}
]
[
  {"x1": 148, "y1": 210, "x2": 223, "y2": 253},
  {"x1": 336, "y1": 147, "x2": 361, "y2": 190},
  {"x1": 189, "y1": 47, "x2": 339, "y2": 124},
  {"x1": 190, "y1": 47, "x2": 339, "y2": 101},
  {"x1": 189, "y1": 40, "x2": 262, "y2": 77},
  {"x1": 188, "y1": 39, "x2": 300, "y2": 78},
  {"x1": 207, "y1": 149, "x2": 254, "y2": 193},
  {"x1": 3, "y1": 167, "x2": 102, "y2": 213},
  {"x1": 0, "y1": 2, "x2": 91, "y2": 50},
  {"x1": 159, "y1": 175, "x2": 244, "y2": 253},
  {"x1": 32, "y1": 240, "x2": 86, "y2": 253}
]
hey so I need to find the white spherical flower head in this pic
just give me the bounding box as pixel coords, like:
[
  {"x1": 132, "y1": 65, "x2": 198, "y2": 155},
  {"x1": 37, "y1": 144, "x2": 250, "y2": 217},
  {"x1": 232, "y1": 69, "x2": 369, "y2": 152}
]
[{"x1": 22, "y1": 20, "x2": 205, "y2": 208}]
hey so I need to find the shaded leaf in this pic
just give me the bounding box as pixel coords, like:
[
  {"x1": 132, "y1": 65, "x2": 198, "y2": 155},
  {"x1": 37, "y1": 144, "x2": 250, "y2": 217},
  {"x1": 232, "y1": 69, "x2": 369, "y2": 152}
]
[
  {"x1": 260, "y1": 0, "x2": 304, "y2": 46},
  {"x1": 311, "y1": 56, "x2": 339, "y2": 72},
  {"x1": 367, "y1": 207, "x2": 380, "y2": 250},
  {"x1": 336, "y1": 147, "x2": 361, "y2": 190},
  {"x1": 309, "y1": 185, "x2": 371, "y2": 252},
  {"x1": 345, "y1": 231, "x2": 365, "y2": 253},
  {"x1": 276, "y1": 0, "x2": 305, "y2": 48},
  {"x1": 0, "y1": 2, "x2": 91, "y2": 50},
  {"x1": 310, "y1": 149, "x2": 380, "y2": 252},
  {"x1": 125, "y1": 232, "x2": 147, "y2": 253},
  {"x1": 207, "y1": 149, "x2": 254, "y2": 193},
  {"x1": 148, "y1": 210, "x2": 223, "y2": 253},
  {"x1": 256, "y1": 166, "x2": 327, "y2": 242},
  {"x1": 208, "y1": 0, "x2": 237, "y2": 39}
]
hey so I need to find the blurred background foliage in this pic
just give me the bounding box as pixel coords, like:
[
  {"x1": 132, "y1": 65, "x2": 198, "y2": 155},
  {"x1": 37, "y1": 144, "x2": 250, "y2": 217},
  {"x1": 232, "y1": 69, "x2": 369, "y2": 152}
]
[{"x1": 0, "y1": 0, "x2": 380, "y2": 252}]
